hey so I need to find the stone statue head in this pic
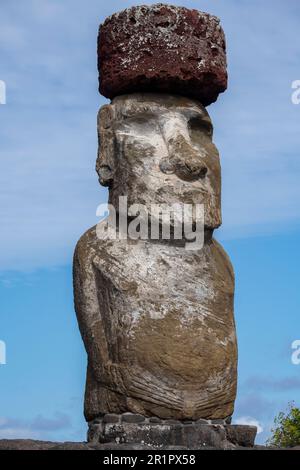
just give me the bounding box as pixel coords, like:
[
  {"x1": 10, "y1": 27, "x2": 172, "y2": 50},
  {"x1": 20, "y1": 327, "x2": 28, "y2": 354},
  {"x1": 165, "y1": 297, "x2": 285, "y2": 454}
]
[{"x1": 96, "y1": 93, "x2": 221, "y2": 229}]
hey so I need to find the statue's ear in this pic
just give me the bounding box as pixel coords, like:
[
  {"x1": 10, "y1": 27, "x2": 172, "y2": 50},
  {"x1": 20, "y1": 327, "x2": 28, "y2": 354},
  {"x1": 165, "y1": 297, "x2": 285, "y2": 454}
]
[{"x1": 96, "y1": 104, "x2": 115, "y2": 187}]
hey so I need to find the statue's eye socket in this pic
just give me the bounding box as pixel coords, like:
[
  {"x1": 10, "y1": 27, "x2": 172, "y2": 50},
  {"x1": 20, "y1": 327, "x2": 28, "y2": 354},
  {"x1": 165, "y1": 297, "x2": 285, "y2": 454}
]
[
  {"x1": 124, "y1": 113, "x2": 156, "y2": 125},
  {"x1": 118, "y1": 114, "x2": 158, "y2": 136},
  {"x1": 188, "y1": 117, "x2": 213, "y2": 137}
]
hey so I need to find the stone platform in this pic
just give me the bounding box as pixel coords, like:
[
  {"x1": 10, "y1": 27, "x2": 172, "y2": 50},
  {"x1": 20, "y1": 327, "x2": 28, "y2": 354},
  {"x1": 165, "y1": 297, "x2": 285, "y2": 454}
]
[{"x1": 87, "y1": 413, "x2": 257, "y2": 450}]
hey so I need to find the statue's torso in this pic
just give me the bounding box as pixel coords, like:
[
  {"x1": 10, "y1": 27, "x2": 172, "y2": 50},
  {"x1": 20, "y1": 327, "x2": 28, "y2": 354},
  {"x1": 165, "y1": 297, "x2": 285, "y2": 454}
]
[{"x1": 75, "y1": 225, "x2": 237, "y2": 420}]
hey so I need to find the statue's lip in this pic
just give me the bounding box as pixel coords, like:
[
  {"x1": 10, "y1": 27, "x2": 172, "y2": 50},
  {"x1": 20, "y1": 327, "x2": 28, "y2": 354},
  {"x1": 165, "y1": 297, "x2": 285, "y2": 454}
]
[{"x1": 174, "y1": 170, "x2": 207, "y2": 182}]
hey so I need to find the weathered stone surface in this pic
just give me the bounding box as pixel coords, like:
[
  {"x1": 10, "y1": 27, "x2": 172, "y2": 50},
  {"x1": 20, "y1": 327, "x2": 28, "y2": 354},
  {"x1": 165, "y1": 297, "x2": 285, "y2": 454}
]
[
  {"x1": 149, "y1": 417, "x2": 161, "y2": 424},
  {"x1": 1, "y1": 439, "x2": 298, "y2": 451},
  {"x1": 73, "y1": 93, "x2": 237, "y2": 423},
  {"x1": 211, "y1": 419, "x2": 226, "y2": 424},
  {"x1": 197, "y1": 419, "x2": 211, "y2": 424},
  {"x1": 165, "y1": 419, "x2": 181, "y2": 425},
  {"x1": 122, "y1": 413, "x2": 145, "y2": 423},
  {"x1": 226, "y1": 425, "x2": 258, "y2": 448},
  {"x1": 103, "y1": 413, "x2": 120, "y2": 424},
  {"x1": 87, "y1": 417, "x2": 256, "y2": 449},
  {"x1": 98, "y1": 4, "x2": 227, "y2": 106},
  {"x1": 96, "y1": 93, "x2": 222, "y2": 229},
  {"x1": 0, "y1": 439, "x2": 186, "y2": 450}
]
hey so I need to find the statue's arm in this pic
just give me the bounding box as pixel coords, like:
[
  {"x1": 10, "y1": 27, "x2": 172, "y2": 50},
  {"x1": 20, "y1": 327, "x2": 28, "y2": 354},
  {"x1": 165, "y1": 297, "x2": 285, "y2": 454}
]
[
  {"x1": 73, "y1": 228, "x2": 110, "y2": 383},
  {"x1": 212, "y1": 238, "x2": 235, "y2": 289}
]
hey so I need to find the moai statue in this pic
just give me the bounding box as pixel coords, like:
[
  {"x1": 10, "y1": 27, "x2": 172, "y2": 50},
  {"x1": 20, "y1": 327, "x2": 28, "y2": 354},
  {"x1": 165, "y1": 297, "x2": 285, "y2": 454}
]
[{"x1": 74, "y1": 5, "x2": 255, "y2": 448}]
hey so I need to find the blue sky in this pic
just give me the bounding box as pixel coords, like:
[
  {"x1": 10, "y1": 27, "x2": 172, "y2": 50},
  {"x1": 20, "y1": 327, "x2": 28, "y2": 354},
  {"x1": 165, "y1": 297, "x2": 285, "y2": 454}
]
[{"x1": 0, "y1": 0, "x2": 300, "y2": 444}]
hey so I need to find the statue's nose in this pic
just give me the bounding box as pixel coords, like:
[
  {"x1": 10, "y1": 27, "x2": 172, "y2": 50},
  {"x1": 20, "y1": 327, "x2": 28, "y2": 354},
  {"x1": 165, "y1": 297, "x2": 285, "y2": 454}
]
[
  {"x1": 160, "y1": 134, "x2": 208, "y2": 182},
  {"x1": 182, "y1": 161, "x2": 208, "y2": 180}
]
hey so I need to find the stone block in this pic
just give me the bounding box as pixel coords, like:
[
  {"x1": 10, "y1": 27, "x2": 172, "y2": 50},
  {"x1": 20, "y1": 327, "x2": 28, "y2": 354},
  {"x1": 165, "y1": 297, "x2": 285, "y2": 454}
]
[{"x1": 98, "y1": 4, "x2": 227, "y2": 106}]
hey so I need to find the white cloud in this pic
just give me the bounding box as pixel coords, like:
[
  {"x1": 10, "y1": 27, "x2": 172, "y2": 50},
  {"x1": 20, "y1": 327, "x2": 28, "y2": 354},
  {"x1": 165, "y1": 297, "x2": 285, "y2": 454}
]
[
  {"x1": 0, "y1": 427, "x2": 40, "y2": 440},
  {"x1": 0, "y1": 413, "x2": 72, "y2": 440},
  {"x1": 0, "y1": 417, "x2": 40, "y2": 440},
  {"x1": 234, "y1": 416, "x2": 264, "y2": 434}
]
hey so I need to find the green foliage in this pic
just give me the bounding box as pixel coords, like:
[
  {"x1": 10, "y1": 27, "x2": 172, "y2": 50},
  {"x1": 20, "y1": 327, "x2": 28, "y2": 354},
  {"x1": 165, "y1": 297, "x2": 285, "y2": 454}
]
[{"x1": 267, "y1": 402, "x2": 300, "y2": 448}]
